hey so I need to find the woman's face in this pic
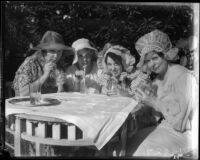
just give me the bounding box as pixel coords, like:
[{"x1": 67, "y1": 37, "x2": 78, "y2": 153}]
[
  {"x1": 77, "y1": 48, "x2": 93, "y2": 70},
  {"x1": 144, "y1": 51, "x2": 168, "y2": 75},
  {"x1": 106, "y1": 56, "x2": 123, "y2": 78},
  {"x1": 45, "y1": 50, "x2": 63, "y2": 63}
]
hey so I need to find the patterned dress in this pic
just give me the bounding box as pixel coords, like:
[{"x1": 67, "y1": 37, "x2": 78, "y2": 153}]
[{"x1": 13, "y1": 51, "x2": 58, "y2": 96}]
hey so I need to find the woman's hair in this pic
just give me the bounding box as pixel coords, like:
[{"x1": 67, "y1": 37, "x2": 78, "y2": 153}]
[
  {"x1": 105, "y1": 52, "x2": 123, "y2": 67},
  {"x1": 41, "y1": 50, "x2": 47, "y2": 57}
]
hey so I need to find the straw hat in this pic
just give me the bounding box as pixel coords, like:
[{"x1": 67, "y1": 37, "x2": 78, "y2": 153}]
[
  {"x1": 135, "y1": 29, "x2": 179, "y2": 68},
  {"x1": 32, "y1": 31, "x2": 72, "y2": 51},
  {"x1": 72, "y1": 38, "x2": 97, "y2": 64}
]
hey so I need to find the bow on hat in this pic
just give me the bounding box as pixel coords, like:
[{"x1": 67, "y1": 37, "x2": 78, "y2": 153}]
[{"x1": 135, "y1": 29, "x2": 179, "y2": 68}]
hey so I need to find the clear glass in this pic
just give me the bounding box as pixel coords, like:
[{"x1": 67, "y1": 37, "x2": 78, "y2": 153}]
[
  {"x1": 56, "y1": 70, "x2": 66, "y2": 92},
  {"x1": 29, "y1": 79, "x2": 41, "y2": 105},
  {"x1": 80, "y1": 65, "x2": 87, "y2": 94},
  {"x1": 107, "y1": 78, "x2": 119, "y2": 96}
]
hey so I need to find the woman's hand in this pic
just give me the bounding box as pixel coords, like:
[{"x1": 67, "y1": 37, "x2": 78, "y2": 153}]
[
  {"x1": 101, "y1": 85, "x2": 119, "y2": 96},
  {"x1": 75, "y1": 70, "x2": 85, "y2": 79},
  {"x1": 134, "y1": 87, "x2": 157, "y2": 109},
  {"x1": 119, "y1": 72, "x2": 128, "y2": 82},
  {"x1": 43, "y1": 62, "x2": 56, "y2": 76},
  {"x1": 56, "y1": 71, "x2": 66, "y2": 92}
]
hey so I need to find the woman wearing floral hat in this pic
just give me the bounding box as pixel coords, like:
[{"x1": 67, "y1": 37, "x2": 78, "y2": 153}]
[
  {"x1": 126, "y1": 30, "x2": 198, "y2": 157},
  {"x1": 13, "y1": 31, "x2": 73, "y2": 96},
  {"x1": 99, "y1": 45, "x2": 136, "y2": 97},
  {"x1": 63, "y1": 38, "x2": 101, "y2": 93}
]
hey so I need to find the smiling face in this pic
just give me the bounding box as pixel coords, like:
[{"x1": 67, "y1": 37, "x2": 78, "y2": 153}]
[
  {"x1": 144, "y1": 51, "x2": 168, "y2": 76},
  {"x1": 105, "y1": 53, "x2": 123, "y2": 78}
]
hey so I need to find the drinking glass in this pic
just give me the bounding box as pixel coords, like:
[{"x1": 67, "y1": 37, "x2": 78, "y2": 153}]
[{"x1": 29, "y1": 80, "x2": 41, "y2": 105}]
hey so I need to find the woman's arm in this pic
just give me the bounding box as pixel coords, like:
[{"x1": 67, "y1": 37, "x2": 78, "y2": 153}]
[
  {"x1": 17, "y1": 60, "x2": 54, "y2": 96},
  {"x1": 140, "y1": 72, "x2": 197, "y2": 132},
  {"x1": 19, "y1": 73, "x2": 49, "y2": 96}
]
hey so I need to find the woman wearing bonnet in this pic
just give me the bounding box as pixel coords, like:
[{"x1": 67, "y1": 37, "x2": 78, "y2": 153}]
[
  {"x1": 99, "y1": 45, "x2": 136, "y2": 97},
  {"x1": 13, "y1": 31, "x2": 73, "y2": 96},
  {"x1": 63, "y1": 38, "x2": 101, "y2": 93},
  {"x1": 126, "y1": 29, "x2": 198, "y2": 157}
]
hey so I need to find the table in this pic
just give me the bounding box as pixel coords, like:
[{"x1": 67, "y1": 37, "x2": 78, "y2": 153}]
[{"x1": 5, "y1": 92, "x2": 138, "y2": 156}]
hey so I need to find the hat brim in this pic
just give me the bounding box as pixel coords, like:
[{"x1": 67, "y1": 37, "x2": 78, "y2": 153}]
[{"x1": 31, "y1": 43, "x2": 73, "y2": 51}]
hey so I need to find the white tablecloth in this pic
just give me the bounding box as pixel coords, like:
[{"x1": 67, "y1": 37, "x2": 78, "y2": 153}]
[{"x1": 6, "y1": 92, "x2": 138, "y2": 150}]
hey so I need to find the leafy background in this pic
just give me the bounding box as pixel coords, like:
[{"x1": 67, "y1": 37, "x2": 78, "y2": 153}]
[{"x1": 3, "y1": 1, "x2": 194, "y2": 81}]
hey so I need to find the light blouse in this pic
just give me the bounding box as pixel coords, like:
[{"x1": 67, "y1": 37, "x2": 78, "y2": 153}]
[{"x1": 64, "y1": 62, "x2": 102, "y2": 93}]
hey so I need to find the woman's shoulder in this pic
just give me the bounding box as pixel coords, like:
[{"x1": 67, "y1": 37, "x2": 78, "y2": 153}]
[
  {"x1": 168, "y1": 64, "x2": 191, "y2": 77},
  {"x1": 169, "y1": 64, "x2": 189, "y2": 73},
  {"x1": 168, "y1": 64, "x2": 195, "y2": 83}
]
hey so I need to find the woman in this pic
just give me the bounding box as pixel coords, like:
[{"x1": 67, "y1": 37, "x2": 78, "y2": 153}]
[
  {"x1": 64, "y1": 38, "x2": 101, "y2": 93},
  {"x1": 97, "y1": 45, "x2": 135, "y2": 157},
  {"x1": 100, "y1": 45, "x2": 136, "y2": 97},
  {"x1": 13, "y1": 31, "x2": 73, "y2": 96},
  {"x1": 126, "y1": 29, "x2": 198, "y2": 157}
]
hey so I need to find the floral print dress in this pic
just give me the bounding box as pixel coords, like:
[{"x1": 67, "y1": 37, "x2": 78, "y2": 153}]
[{"x1": 13, "y1": 51, "x2": 58, "y2": 96}]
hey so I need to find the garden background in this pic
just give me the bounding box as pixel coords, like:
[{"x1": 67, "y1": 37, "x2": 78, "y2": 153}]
[{"x1": 2, "y1": 2, "x2": 196, "y2": 84}]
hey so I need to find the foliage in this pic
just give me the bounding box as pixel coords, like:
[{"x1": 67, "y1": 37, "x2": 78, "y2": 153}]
[{"x1": 3, "y1": 1, "x2": 194, "y2": 62}]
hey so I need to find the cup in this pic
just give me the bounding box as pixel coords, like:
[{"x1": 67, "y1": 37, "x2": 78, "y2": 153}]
[
  {"x1": 107, "y1": 79, "x2": 119, "y2": 96},
  {"x1": 56, "y1": 70, "x2": 66, "y2": 92},
  {"x1": 29, "y1": 81, "x2": 41, "y2": 105}
]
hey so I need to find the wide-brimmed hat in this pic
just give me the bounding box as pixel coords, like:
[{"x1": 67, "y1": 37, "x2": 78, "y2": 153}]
[
  {"x1": 31, "y1": 31, "x2": 72, "y2": 51},
  {"x1": 135, "y1": 29, "x2": 179, "y2": 68},
  {"x1": 72, "y1": 38, "x2": 97, "y2": 64},
  {"x1": 102, "y1": 45, "x2": 136, "y2": 73}
]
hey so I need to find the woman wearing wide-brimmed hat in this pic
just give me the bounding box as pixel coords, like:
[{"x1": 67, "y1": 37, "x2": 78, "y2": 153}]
[
  {"x1": 13, "y1": 31, "x2": 73, "y2": 96},
  {"x1": 64, "y1": 38, "x2": 101, "y2": 93},
  {"x1": 125, "y1": 30, "x2": 198, "y2": 157}
]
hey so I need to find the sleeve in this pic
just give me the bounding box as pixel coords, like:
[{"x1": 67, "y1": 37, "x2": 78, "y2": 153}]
[
  {"x1": 14, "y1": 58, "x2": 37, "y2": 89},
  {"x1": 155, "y1": 72, "x2": 197, "y2": 132}
]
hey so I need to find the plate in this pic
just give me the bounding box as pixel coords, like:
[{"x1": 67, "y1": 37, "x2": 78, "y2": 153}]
[{"x1": 8, "y1": 97, "x2": 61, "y2": 107}]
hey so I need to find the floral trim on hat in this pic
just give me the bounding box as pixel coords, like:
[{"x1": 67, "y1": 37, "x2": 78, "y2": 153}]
[
  {"x1": 102, "y1": 45, "x2": 136, "y2": 73},
  {"x1": 135, "y1": 29, "x2": 179, "y2": 68}
]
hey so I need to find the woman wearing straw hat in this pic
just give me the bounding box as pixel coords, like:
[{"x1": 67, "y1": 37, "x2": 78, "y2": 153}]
[
  {"x1": 125, "y1": 29, "x2": 198, "y2": 157},
  {"x1": 64, "y1": 38, "x2": 101, "y2": 93},
  {"x1": 13, "y1": 31, "x2": 73, "y2": 96}
]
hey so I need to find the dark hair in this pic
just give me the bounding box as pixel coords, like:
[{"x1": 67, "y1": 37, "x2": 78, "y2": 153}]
[
  {"x1": 105, "y1": 52, "x2": 123, "y2": 67},
  {"x1": 156, "y1": 52, "x2": 165, "y2": 58},
  {"x1": 41, "y1": 50, "x2": 47, "y2": 57}
]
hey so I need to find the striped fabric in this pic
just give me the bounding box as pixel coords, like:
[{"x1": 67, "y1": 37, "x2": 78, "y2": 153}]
[{"x1": 129, "y1": 71, "x2": 150, "y2": 95}]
